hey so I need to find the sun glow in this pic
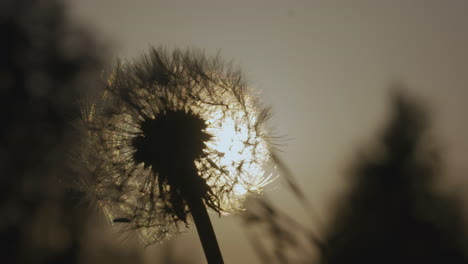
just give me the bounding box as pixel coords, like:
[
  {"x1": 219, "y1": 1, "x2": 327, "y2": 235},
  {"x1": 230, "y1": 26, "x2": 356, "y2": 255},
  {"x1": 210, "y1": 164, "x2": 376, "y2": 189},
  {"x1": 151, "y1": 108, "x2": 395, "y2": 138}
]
[
  {"x1": 83, "y1": 48, "x2": 275, "y2": 244},
  {"x1": 199, "y1": 99, "x2": 273, "y2": 211}
]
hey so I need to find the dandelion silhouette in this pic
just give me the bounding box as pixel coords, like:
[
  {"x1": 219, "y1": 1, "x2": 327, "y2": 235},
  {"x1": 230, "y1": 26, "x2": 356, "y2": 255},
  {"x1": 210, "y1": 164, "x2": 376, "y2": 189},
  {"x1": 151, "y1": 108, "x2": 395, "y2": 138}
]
[{"x1": 82, "y1": 47, "x2": 274, "y2": 263}]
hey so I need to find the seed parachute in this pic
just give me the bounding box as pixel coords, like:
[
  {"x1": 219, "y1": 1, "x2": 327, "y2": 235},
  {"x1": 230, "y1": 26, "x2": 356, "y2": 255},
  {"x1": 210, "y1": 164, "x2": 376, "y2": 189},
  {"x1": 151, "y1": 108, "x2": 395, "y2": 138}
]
[{"x1": 81, "y1": 47, "x2": 275, "y2": 244}]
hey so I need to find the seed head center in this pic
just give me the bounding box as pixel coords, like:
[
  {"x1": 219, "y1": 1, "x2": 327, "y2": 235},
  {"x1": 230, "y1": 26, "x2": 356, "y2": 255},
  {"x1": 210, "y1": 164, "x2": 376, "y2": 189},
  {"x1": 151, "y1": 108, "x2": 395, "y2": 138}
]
[{"x1": 132, "y1": 110, "x2": 212, "y2": 176}]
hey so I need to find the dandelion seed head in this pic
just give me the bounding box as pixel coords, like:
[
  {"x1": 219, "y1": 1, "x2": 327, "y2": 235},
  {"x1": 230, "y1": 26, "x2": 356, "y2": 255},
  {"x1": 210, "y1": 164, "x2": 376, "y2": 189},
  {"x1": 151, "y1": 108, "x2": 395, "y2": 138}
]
[{"x1": 83, "y1": 47, "x2": 274, "y2": 244}]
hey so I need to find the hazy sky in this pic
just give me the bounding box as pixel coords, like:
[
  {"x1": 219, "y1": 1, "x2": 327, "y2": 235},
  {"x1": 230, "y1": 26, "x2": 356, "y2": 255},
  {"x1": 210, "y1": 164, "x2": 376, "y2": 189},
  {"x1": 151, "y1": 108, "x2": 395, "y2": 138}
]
[{"x1": 69, "y1": 1, "x2": 468, "y2": 263}]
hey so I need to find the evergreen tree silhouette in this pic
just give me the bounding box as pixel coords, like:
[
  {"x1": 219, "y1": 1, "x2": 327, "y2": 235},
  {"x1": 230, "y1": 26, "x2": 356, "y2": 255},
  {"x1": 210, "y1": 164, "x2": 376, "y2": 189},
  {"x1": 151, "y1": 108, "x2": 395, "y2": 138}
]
[{"x1": 322, "y1": 92, "x2": 468, "y2": 264}]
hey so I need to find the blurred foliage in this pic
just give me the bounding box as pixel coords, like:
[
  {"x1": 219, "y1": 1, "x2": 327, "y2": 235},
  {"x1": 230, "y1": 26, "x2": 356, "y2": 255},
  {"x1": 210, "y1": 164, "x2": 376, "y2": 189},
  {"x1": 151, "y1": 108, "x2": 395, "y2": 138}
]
[
  {"x1": 0, "y1": 0, "x2": 135, "y2": 263},
  {"x1": 244, "y1": 91, "x2": 468, "y2": 264},
  {"x1": 322, "y1": 92, "x2": 468, "y2": 264}
]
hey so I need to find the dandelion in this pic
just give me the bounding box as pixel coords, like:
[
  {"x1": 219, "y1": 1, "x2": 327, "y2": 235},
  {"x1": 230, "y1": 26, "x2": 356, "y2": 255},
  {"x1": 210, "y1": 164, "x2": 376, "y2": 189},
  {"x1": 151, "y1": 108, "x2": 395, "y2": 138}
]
[{"x1": 82, "y1": 47, "x2": 274, "y2": 263}]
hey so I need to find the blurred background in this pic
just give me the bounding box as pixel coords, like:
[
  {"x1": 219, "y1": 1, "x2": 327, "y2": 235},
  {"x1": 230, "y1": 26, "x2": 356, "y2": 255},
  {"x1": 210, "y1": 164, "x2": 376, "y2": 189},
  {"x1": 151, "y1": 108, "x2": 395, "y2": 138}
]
[{"x1": 1, "y1": 0, "x2": 468, "y2": 263}]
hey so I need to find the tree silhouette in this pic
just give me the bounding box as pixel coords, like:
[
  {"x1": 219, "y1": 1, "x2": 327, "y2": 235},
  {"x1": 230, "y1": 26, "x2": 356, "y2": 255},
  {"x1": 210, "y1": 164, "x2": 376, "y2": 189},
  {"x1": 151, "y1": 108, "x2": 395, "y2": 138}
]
[
  {"x1": 322, "y1": 92, "x2": 468, "y2": 264},
  {"x1": 0, "y1": 0, "x2": 103, "y2": 263},
  {"x1": 243, "y1": 90, "x2": 468, "y2": 264}
]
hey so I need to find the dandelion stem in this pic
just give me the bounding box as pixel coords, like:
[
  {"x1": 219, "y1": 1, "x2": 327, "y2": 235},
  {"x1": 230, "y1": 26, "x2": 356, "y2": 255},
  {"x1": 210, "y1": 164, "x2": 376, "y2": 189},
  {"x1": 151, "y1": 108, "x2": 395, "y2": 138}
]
[{"x1": 186, "y1": 193, "x2": 224, "y2": 264}]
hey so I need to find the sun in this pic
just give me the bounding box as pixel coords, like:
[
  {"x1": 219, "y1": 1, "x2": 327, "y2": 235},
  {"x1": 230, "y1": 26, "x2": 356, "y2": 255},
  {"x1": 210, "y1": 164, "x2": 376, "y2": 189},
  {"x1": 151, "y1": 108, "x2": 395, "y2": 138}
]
[{"x1": 199, "y1": 97, "x2": 273, "y2": 212}]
